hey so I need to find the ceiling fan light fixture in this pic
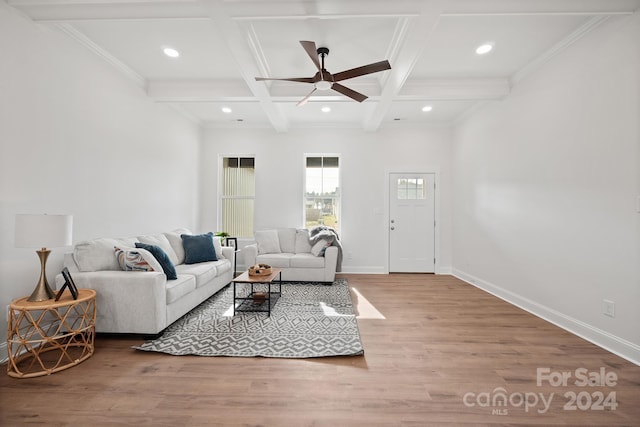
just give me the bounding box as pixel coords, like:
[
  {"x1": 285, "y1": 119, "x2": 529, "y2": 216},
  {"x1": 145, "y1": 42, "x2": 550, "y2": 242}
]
[
  {"x1": 163, "y1": 47, "x2": 180, "y2": 58},
  {"x1": 315, "y1": 80, "x2": 333, "y2": 91},
  {"x1": 475, "y1": 43, "x2": 494, "y2": 55},
  {"x1": 254, "y1": 40, "x2": 391, "y2": 104}
]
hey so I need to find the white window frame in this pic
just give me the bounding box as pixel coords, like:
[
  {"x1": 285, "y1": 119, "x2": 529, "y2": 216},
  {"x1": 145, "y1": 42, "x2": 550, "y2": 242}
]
[
  {"x1": 218, "y1": 155, "x2": 255, "y2": 238},
  {"x1": 303, "y1": 153, "x2": 341, "y2": 232}
]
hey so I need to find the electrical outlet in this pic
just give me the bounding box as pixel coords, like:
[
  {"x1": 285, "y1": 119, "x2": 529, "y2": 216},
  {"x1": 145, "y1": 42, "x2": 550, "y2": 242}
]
[{"x1": 603, "y1": 300, "x2": 615, "y2": 318}]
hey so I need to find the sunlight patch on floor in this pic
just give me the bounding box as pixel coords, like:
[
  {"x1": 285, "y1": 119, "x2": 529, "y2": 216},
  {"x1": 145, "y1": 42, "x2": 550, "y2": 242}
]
[
  {"x1": 351, "y1": 287, "x2": 386, "y2": 319},
  {"x1": 320, "y1": 301, "x2": 350, "y2": 317},
  {"x1": 222, "y1": 305, "x2": 234, "y2": 317}
]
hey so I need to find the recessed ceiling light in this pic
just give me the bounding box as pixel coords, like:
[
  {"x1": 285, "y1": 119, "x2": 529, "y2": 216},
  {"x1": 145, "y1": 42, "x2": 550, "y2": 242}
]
[
  {"x1": 221, "y1": 107, "x2": 232, "y2": 114},
  {"x1": 422, "y1": 105, "x2": 433, "y2": 112},
  {"x1": 163, "y1": 47, "x2": 180, "y2": 58},
  {"x1": 475, "y1": 43, "x2": 494, "y2": 55},
  {"x1": 321, "y1": 106, "x2": 331, "y2": 113}
]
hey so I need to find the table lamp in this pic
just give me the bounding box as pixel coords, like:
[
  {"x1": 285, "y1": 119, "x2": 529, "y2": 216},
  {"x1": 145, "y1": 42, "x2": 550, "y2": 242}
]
[{"x1": 15, "y1": 214, "x2": 73, "y2": 302}]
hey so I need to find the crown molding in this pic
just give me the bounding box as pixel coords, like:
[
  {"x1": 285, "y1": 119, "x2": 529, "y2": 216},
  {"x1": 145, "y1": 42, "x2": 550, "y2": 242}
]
[
  {"x1": 510, "y1": 15, "x2": 611, "y2": 85},
  {"x1": 55, "y1": 23, "x2": 146, "y2": 88}
]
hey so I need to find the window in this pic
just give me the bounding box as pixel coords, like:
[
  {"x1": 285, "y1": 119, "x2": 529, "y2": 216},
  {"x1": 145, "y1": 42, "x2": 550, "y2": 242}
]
[
  {"x1": 304, "y1": 156, "x2": 340, "y2": 232},
  {"x1": 221, "y1": 157, "x2": 254, "y2": 238},
  {"x1": 397, "y1": 178, "x2": 425, "y2": 200}
]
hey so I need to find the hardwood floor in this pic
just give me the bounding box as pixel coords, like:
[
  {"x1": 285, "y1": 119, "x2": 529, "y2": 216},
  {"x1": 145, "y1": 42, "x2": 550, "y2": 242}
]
[{"x1": 1, "y1": 274, "x2": 639, "y2": 426}]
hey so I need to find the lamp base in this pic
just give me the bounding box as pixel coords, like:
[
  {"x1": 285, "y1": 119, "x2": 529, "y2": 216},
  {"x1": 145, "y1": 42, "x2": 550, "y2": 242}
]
[{"x1": 27, "y1": 248, "x2": 56, "y2": 302}]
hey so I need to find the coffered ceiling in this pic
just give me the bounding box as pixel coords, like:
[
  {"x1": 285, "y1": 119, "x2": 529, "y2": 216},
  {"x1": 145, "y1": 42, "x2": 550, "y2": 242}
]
[{"x1": 6, "y1": 0, "x2": 640, "y2": 132}]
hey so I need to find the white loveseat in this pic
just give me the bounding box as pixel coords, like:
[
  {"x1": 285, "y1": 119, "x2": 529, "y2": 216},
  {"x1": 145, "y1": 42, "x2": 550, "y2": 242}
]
[
  {"x1": 58, "y1": 228, "x2": 234, "y2": 335},
  {"x1": 244, "y1": 228, "x2": 338, "y2": 283}
]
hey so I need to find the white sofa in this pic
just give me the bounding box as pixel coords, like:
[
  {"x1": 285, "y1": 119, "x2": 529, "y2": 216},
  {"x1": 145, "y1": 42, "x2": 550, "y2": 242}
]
[
  {"x1": 57, "y1": 228, "x2": 234, "y2": 335},
  {"x1": 244, "y1": 228, "x2": 338, "y2": 283}
]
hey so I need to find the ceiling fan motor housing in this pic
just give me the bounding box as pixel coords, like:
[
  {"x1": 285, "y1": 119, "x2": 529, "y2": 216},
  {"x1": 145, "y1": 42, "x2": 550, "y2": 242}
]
[{"x1": 317, "y1": 47, "x2": 329, "y2": 57}]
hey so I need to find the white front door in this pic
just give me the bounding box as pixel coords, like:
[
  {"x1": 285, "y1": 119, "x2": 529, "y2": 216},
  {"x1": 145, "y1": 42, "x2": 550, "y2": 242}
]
[{"x1": 389, "y1": 173, "x2": 435, "y2": 273}]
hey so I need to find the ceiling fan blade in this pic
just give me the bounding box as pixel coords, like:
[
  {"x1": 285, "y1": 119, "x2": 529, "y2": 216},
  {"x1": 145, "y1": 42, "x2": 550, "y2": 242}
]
[
  {"x1": 331, "y1": 83, "x2": 368, "y2": 103},
  {"x1": 255, "y1": 77, "x2": 315, "y2": 83},
  {"x1": 332, "y1": 60, "x2": 391, "y2": 82},
  {"x1": 300, "y1": 41, "x2": 322, "y2": 72},
  {"x1": 297, "y1": 88, "x2": 317, "y2": 107}
]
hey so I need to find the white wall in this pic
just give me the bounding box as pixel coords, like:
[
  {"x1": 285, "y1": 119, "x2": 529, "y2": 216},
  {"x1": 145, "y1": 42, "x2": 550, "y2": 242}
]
[
  {"x1": 0, "y1": 6, "x2": 201, "y2": 359},
  {"x1": 452, "y1": 14, "x2": 640, "y2": 363},
  {"x1": 200, "y1": 126, "x2": 453, "y2": 273}
]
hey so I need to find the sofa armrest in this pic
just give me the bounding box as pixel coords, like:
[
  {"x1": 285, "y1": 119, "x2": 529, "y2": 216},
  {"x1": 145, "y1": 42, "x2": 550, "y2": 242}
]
[
  {"x1": 221, "y1": 246, "x2": 235, "y2": 265},
  {"x1": 56, "y1": 270, "x2": 168, "y2": 334},
  {"x1": 324, "y1": 246, "x2": 338, "y2": 279},
  {"x1": 244, "y1": 243, "x2": 258, "y2": 267}
]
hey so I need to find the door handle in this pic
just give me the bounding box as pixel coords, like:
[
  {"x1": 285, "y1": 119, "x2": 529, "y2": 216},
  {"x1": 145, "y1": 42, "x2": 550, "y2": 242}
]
[{"x1": 390, "y1": 227, "x2": 395, "y2": 230}]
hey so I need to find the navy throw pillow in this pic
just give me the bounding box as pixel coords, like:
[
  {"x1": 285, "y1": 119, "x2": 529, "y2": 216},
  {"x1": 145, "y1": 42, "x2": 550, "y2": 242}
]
[
  {"x1": 181, "y1": 232, "x2": 217, "y2": 264},
  {"x1": 135, "y1": 242, "x2": 177, "y2": 280}
]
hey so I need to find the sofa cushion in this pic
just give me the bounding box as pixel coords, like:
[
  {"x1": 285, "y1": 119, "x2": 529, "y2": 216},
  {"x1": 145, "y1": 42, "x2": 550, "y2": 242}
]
[
  {"x1": 175, "y1": 262, "x2": 217, "y2": 288},
  {"x1": 114, "y1": 247, "x2": 163, "y2": 272},
  {"x1": 294, "y1": 229, "x2": 313, "y2": 253},
  {"x1": 137, "y1": 234, "x2": 179, "y2": 266},
  {"x1": 182, "y1": 232, "x2": 218, "y2": 264},
  {"x1": 277, "y1": 228, "x2": 297, "y2": 253},
  {"x1": 166, "y1": 275, "x2": 196, "y2": 304},
  {"x1": 256, "y1": 253, "x2": 292, "y2": 268},
  {"x1": 74, "y1": 237, "x2": 139, "y2": 272},
  {"x1": 213, "y1": 258, "x2": 231, "y2": 275},
  {"x1": 135, "y1": 243, "x2": 178, "y2": 280},
  {"x1": 213, "y1": 236, "x2": 225, "y2": 260},
  {"x1": 255, "y1": 230, "x2": 280, "y2": 254},
  {"x1": 290, "y1": 253, "x2": 326, "y2": 268},
  {"x1": 163, "y1": 228, "x2": 192, "y2": 265},
  {"x1": 311, "y1": 240, "x2": 330, "y2": 257}
]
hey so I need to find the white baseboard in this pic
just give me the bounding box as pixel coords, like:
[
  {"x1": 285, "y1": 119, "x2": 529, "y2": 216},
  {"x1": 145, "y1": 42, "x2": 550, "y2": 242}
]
[
  {"x1": 437, "y1": 266, "x2": 453, "y2": 275},
  {"x1": 452, "y1": 269, "x2": 640, "y2": 366},
  {"x1": 340, "y1": 266, "x2": 386, "y2": 274}
]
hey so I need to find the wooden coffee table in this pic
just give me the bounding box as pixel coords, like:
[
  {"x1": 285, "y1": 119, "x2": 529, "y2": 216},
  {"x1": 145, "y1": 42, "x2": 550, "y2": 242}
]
[{"x1": 232, "y1": 268, "x2": 282, "y2": 316}]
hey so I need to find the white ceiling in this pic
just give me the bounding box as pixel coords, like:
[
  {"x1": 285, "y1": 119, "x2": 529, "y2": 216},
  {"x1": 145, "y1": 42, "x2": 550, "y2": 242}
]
[{"x1": 7, "y1": 0, "x2": 640, "y2": 132}]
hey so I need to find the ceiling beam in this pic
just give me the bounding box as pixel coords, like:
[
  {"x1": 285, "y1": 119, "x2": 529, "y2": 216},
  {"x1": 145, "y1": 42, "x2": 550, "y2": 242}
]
[
  {"x1": 10, "y1": 0, "x2": 637, "y2": 23},
  {"x1": 399, "y1": 78, "x2": 510, "y2": 100},
  {"x1": 363, "y1": 0, "x2": 448, "y2": 132},
  {"x1": 6, "y1": 0, "x2": 210, "y2": 22},
  {"x1": 443, "y1": 0, "x2": 640, "y2": 16},
  {"x1": 147, "y1": 77, "x2": 510, "y2": 102},
  {"x1": 201, "y1": 0, "x2": 288, "y2": 132}
]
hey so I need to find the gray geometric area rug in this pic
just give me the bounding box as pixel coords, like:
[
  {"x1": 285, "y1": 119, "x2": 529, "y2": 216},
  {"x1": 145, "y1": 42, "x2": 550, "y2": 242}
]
[{"x1": 134, "y1": 278, "x2": 364, "y2": 358}]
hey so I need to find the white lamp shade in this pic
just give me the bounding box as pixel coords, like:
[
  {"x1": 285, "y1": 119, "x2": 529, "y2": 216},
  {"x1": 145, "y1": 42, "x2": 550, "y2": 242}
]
[{"x1": 15, "y1": 214, "x2": 73, "y2": 248}]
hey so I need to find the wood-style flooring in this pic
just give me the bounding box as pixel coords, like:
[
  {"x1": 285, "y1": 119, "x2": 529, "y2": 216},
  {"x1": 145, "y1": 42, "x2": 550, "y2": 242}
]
[{"x1": 1, "y1": 274, "x2": 639, "y2": 426}]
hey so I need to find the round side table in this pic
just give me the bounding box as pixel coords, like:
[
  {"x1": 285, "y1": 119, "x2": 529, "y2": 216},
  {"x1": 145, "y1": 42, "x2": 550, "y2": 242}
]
[{"x1": 7, "y1": 289, "x2": 96, "y2": 378}]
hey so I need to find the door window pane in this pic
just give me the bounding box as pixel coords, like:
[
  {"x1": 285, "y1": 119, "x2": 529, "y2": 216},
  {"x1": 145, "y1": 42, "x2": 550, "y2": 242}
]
[{"x1": 397, "y1": 178, "x2": 425, "y2": 200}]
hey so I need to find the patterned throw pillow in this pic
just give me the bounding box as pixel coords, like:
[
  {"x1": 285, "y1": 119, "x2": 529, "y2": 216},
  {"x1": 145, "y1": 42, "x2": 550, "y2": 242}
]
[{"x1": 114, "y1": 247, "x2": 155, "y2": 272}]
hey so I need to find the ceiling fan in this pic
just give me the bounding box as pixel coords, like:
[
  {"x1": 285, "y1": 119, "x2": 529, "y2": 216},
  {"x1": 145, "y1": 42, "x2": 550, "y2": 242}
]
[{"x1": 255, "y1": 40, "x2": 392, "y2": 106}]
